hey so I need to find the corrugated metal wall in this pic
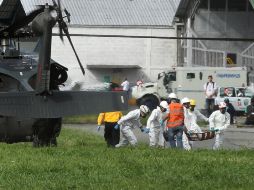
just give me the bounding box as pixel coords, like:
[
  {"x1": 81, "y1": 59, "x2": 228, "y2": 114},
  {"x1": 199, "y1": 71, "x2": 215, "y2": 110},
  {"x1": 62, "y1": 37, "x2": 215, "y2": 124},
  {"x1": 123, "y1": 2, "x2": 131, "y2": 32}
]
[{"x1": 20, "y1": 0, "x2": 181, "y2": 26}]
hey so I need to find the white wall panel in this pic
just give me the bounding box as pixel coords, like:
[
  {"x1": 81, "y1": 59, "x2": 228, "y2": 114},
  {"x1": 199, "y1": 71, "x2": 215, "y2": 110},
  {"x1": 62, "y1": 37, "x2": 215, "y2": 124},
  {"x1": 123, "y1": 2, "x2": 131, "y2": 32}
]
[{"x1": 51, "y1": 27, "x2": 177, "y2": 86}]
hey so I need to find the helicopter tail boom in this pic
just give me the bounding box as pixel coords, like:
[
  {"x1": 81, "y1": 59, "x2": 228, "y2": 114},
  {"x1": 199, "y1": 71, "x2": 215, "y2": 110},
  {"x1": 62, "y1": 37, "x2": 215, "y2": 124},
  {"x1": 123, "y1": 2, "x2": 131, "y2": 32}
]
[{"x1": 0, "y1": 91, "x2": 128, "y2": 118}]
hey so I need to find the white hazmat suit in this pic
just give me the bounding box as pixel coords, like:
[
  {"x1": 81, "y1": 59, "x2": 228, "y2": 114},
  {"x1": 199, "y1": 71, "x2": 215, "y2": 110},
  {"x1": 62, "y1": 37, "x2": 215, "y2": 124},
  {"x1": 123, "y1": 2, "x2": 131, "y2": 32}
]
[
  {"x1": 183, "y1": 108, "x2": 208, "y2": 150},
  {"x1": 146, "y1": 106, "x2": 167, "y2": 147},
  {"x1": 115, "y1": 109, "x2": 142, "y2": 147},
  {"x1": 209, "y1": 110, "x2": 230, "y2": 150}
]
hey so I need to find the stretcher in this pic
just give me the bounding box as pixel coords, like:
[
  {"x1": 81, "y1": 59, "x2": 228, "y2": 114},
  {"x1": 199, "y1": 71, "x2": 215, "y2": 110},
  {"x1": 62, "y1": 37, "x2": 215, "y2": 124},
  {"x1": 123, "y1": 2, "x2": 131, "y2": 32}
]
[
  {"x1": 163, "y1": 130, "x2": 216, "y2": 142},
  {"x1": 186, "y1": 130, "x2": 215, "y2": 141}
]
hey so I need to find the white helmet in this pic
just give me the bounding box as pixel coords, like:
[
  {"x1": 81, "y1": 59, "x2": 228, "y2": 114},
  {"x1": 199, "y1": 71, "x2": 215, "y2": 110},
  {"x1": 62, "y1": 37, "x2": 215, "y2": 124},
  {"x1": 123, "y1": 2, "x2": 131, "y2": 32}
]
[
  {"x1": 218, "y1": 102, "x2": 227, "y2": 108},
  {"x1": 168, "y1": 93, "x2": 177, "y2": 99},
  {"x1": 181, "y1": 97, "x2": 190, "y2": 104},
  {"x1": 140, "y1": 105, "x2": 150, "y2": 114},
  {"x1": 160, "y1": 101, "x2": 168, "y2": 109}
]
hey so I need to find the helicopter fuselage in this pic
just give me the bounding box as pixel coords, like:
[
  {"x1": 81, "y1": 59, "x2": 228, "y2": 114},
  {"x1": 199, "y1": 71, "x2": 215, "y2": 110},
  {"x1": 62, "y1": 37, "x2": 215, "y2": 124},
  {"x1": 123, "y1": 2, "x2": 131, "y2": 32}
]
[
  {"x1": 0, "y1": 49, "x2": 63, "y2": 145},
  {"x1": 0, "y1": 2, "x2": 128, "y2": 146}
]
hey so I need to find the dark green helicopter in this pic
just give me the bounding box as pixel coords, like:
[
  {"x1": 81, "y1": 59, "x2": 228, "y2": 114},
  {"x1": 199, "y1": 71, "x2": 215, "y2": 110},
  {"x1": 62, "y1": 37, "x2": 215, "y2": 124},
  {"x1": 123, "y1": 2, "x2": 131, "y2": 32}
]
[{"x1": 0, "y1": 0, "x2": 128, "y2": 146}]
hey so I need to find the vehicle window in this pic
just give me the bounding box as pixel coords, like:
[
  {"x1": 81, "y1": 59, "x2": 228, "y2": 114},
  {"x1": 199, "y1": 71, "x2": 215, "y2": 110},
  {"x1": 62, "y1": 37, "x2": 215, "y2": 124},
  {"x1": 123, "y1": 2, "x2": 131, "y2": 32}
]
[
  {"x1": 236, "y1": 88, "x2": 246, "y2": 97},
  {"x1": 163, "y1": 72, "x2": 176, "y2": 86},
  {"x1": 199, "y1": 72, "x2": 203, "y2": 80},
  {"x1": 186, "y1": 73, "x2": 195, "y2": 79},
  {"x1": 165, "y1": 72, "x2": 176, "y2": 81},
  {"x1": 220, "y1": 87, "x2": 235, "y2": 97},
  {"x1": 244, "y1": 88, "x2": 254, "y2": 97}
]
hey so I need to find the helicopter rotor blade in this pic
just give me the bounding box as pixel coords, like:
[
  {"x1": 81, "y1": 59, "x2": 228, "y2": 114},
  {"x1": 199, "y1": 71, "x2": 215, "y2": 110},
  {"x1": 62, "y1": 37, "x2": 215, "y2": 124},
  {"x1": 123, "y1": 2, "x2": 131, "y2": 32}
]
[
  {"x1": 52, "y1": 0, "x2": 63, "y2": 42},
  {"x1": 53, "y1": 0, "x2": 85, "y2": 75},
  {"x1": 51, "y1": 0, "x2": 84, "y2": 75},
  {"x1": 57, "y1": 0, "x2": 64, "y2": 41},
  {"x1": 52, "y1": 0, "x2": 64, "y2": 41},
  {"x1": 62, "y1": 23, "x2": 85, "y2": 75},
  {"x1": 57, "y1": 0, "x2": 63, "y2": 21},
  {"x1": 64, "y1": 8, "x2": 71, "y2": 23},
  {"x1": 59, "y1": 23, "x2": 64, "y2": 41}
]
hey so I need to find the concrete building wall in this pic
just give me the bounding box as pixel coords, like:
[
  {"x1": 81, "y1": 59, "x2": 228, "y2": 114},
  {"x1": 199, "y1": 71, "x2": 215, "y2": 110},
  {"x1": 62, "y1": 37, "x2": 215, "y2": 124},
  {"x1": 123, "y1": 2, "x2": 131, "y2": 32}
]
[{"x1": 50, "y1": 27, "x2": 177, "y2": 87}]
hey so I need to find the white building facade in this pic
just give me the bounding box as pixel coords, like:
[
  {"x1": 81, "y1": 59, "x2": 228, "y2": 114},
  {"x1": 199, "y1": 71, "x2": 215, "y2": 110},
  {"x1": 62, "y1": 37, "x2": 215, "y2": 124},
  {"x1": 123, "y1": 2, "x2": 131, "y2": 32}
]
[
  {"x1": 51, "y1": 27, "x2": 177, "y2": 85},
  {"x1": 21, "y1": 0, "x2": 181, "y2": 86}
]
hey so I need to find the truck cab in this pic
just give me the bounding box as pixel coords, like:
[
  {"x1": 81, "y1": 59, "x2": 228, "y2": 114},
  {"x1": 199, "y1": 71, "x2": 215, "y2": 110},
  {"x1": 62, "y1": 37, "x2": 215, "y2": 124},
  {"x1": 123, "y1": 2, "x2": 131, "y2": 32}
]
[
  {"x1": 131, "y1": 82, "x2": 161, "y2": 110},
  {"x1": 132, "y1": 67, "x2": 247, "y2": 110}
]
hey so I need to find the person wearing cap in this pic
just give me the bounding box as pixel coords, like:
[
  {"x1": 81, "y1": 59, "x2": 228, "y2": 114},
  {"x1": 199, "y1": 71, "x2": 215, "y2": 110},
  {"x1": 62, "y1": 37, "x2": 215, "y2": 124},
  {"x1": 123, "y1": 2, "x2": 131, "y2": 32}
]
[
  {"x1": 181, "y1": 97, "x2": 190, "y2": 106},
  {"x1": 209, "y1": 102, "x2": 230, "y2": 150},
  {"x1": 145, "y1": 101, "x2": 169, "y2": 147},
  {"x1": 204, "y1": 75, "x2": 218, "y2": 117},
  {"x1": 182, "y1": 99, "x2": 208, "y2": 150},
  {"x1": 224, "y1": 98, "x2": 235, "y2": 124},
  {"x1": 245, "y1": 96, "x2": 254, "y2": 125},
  {"x1": 189, "y1": 99, "x2": 208, "y2": 122},
  {"x1": 97, "y1": 111, "x2": 123, "y2": 147},
  {"x1": 165, "y1": 93, "x2": 184, "y2": 148},
  {"x1": 115, "y1": 105, "x2": 150, "y2": 148}
]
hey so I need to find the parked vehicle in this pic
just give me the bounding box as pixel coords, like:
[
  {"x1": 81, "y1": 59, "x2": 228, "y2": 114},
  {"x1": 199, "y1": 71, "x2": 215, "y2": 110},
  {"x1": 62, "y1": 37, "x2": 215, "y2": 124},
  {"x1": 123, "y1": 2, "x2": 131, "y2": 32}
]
[
  {"x1": 215, "y1": 87, "x2": 253, "y2": 112},
  {"x1": 132, "y1": 67, "x2": 247, "y2": 110}
]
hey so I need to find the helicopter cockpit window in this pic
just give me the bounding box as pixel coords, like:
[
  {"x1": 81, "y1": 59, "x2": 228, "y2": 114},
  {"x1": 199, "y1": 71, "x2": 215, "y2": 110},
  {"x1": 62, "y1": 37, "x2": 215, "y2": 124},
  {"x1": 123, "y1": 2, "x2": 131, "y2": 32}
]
[{"x1": 163, "y1": 72, "x2": 176, "y2": 86}]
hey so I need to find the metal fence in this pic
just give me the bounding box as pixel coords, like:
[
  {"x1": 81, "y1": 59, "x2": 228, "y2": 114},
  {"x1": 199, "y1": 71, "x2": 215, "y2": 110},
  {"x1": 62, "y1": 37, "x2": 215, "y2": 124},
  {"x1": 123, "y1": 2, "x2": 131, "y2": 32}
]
[
  {"x1": 183, "y1": 39, "x2": 226, "y2": 67},
  {"x1": 240, "y1": 43, "x2": 254, "y2": 84},
  {"x1": 241, "y1": 43, "x2": 254, "y2": 69}
]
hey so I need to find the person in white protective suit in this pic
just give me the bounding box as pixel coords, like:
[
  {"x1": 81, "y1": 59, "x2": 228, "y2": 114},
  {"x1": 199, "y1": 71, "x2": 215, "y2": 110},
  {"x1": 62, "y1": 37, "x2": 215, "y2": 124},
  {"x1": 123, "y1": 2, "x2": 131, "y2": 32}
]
[
  {"x1": 181, "y1": 97, "x2": 191, "y2": 150},
  {"x1": 182, "y1": 99, "x2": 208, "y2": 150},
  {"x1": 181, "y1": 97, "x2": 190, "y2": 115},
  {"x1": 144, "y1": 101, "x2": 168, "y2": 147},
  {"x1": 209, "y1": 102, "x2": 230, "y2": 150},
  {"x1": 115, "y1": 105, "x2": 150, "y2": 148}
]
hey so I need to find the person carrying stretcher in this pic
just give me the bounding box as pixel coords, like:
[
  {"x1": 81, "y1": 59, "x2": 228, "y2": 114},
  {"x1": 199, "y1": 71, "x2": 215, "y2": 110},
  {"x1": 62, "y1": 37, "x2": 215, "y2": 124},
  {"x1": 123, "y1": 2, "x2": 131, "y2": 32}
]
[{"x1": 182, "y1": 99, "x2": 209, "y2": 150}]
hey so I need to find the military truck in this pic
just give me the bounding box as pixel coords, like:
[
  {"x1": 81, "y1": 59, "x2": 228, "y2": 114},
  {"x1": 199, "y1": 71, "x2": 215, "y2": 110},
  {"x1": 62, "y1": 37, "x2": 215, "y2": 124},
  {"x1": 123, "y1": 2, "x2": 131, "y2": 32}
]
[{"x1": 132, "y1": 67, "x2": 247, "y2": 110}]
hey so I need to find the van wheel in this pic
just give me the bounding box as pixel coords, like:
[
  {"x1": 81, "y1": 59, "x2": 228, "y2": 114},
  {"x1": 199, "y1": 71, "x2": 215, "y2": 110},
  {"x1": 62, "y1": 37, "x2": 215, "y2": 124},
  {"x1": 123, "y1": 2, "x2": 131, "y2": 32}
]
[{"x1": 137, "y1": 95, "x2": 160, "y2": 111}]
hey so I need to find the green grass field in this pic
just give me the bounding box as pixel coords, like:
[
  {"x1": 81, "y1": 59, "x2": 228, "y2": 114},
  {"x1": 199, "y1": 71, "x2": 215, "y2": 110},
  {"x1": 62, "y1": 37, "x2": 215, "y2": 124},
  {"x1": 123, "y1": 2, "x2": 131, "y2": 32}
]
[
  {"x1": 63, "y1": 113, "x2": 156, "y2": 125},
  {"x1": 63, "y1": 114, "x2": 98, "y2": 124},
  {"x1": 1, "y1": 128, "x2": 254, "y2": 190}
]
